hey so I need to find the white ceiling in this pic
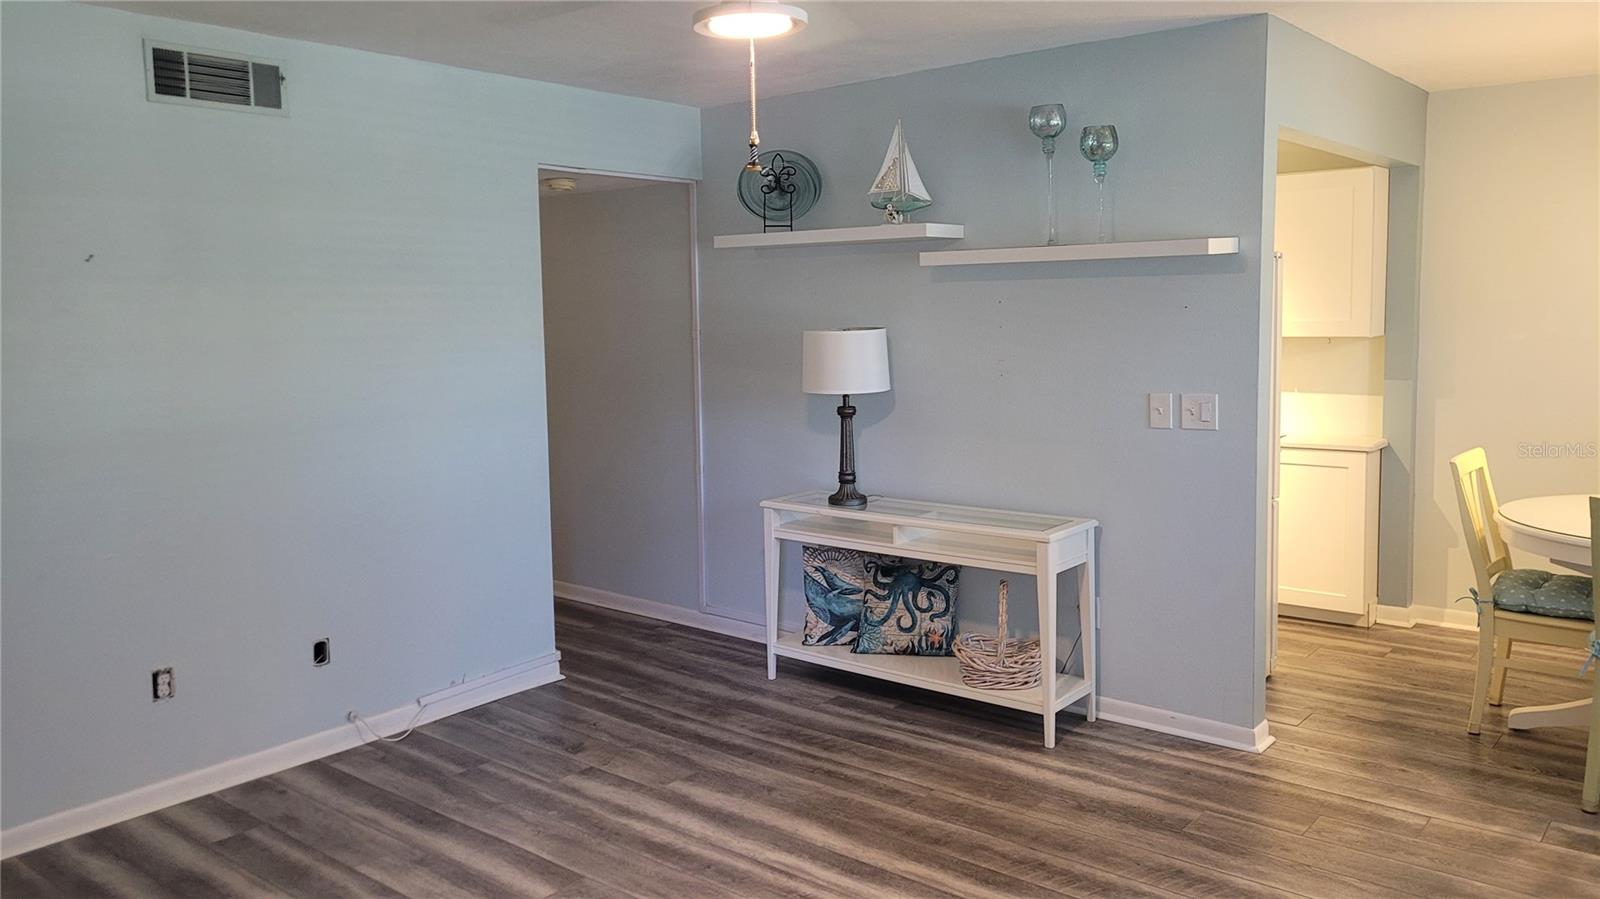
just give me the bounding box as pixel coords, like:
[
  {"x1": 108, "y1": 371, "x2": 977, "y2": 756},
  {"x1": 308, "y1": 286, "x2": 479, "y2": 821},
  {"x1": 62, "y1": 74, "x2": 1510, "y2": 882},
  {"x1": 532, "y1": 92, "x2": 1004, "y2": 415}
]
[{"x1": 105, "y1": 1, "x2": 1600, "y2": 107}]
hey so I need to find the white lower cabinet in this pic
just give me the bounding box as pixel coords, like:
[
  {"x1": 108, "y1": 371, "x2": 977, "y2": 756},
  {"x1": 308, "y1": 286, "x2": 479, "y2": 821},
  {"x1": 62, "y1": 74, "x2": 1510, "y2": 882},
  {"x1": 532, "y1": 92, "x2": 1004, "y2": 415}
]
[{"x1": 1277, "y1": 447, "x2": 1381, "y2": 625}]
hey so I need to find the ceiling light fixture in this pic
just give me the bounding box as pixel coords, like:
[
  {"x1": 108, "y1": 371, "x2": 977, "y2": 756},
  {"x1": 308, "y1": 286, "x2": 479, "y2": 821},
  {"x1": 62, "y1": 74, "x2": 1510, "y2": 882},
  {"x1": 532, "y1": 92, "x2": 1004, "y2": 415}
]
[
  {"x1": 692, "y1": 1, "x2": 807, "y2": 39},
  {"x1": 692, "y1": 1, "x2": 807, "y2": 171}
]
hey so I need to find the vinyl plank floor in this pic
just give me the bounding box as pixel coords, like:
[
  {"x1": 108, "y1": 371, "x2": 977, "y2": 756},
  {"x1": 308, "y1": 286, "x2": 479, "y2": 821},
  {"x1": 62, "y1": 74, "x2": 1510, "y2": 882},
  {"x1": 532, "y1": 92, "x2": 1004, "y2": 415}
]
[{"x1": 5, "y1": 609, "x2": 1598, "y2": 898}]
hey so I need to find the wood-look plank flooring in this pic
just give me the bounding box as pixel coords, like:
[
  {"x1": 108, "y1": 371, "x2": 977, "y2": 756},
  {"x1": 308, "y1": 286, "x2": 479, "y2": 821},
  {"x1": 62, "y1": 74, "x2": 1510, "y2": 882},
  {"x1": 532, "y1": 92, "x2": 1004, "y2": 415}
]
[{"x1": 6, "y1": 604, "x2": 1600, "y2": 898}]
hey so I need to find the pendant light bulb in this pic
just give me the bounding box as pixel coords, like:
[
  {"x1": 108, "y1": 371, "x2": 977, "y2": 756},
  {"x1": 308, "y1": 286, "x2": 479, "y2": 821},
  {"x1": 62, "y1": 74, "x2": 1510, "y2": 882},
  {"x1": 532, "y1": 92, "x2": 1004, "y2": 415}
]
[{"x1": 692, "y1": 2, "x2": 807, "y2": 39}]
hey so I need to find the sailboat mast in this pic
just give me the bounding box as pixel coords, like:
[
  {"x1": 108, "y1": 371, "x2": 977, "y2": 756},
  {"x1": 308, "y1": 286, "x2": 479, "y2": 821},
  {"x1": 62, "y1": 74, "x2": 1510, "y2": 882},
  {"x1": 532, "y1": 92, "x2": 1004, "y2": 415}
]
[{"x1": 897, "y1": 120, "x2": 907, "y2": 204}]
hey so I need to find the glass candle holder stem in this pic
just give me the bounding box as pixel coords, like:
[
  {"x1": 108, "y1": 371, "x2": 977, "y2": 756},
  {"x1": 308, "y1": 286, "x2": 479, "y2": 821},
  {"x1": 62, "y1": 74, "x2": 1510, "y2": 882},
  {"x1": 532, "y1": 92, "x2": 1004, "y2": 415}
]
[
  {"x1": 1045, "y1": 145, "x2": 1058, "y2": 246},
  {"x1": 1095, "y1": 175, "x2": 1106, "y2": 243}
]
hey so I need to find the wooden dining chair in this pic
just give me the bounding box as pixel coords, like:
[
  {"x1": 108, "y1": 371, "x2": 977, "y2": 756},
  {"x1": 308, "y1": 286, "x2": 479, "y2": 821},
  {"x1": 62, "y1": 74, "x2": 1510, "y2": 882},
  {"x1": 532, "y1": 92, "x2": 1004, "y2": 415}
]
[
  {"x1": 1450, "y1": 448, "x2": 1594, "y2": 736},
  {"x1": 1584, "y1": 496, "x2": 1599, "y2": 813}
]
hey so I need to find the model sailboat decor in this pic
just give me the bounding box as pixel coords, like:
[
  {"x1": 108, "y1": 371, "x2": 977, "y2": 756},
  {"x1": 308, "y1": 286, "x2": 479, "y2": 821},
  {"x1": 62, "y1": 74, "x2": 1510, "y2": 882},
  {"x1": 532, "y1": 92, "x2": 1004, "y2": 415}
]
[{"x1": 867, "y1": 120, "x2": 933, "y2": 223}]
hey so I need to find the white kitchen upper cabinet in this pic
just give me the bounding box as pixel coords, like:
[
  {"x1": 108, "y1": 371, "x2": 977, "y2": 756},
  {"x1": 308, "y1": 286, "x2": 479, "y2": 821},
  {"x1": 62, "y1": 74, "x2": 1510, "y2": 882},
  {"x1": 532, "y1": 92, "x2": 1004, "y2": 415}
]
[
  {"x1": 1276, "y1": 166, "x2": 1389, "y2": 337},
  {"x1": 1278, "y1": 447, "x2": 1381, "y2": 625}
]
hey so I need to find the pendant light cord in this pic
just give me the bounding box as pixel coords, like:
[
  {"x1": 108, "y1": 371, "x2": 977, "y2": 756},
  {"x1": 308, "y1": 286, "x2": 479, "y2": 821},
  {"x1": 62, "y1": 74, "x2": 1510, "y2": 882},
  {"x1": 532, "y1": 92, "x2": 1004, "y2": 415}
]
[{"x1": 747, "y1": 38, "x2": 761, "y2": 169}]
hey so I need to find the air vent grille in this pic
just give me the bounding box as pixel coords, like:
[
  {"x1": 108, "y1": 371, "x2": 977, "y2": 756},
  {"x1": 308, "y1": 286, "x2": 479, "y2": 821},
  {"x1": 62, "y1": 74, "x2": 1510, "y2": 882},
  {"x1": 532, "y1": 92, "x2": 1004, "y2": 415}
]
[
  {"x1": 144, "y1": 40, "x2": 285, "y2": 115},
  {"x1": 186, "y1": 53, "x2": 252, "y2": 105},
  {"x1": 151, "y1": 47, "x2": 186, "y2": 97}
]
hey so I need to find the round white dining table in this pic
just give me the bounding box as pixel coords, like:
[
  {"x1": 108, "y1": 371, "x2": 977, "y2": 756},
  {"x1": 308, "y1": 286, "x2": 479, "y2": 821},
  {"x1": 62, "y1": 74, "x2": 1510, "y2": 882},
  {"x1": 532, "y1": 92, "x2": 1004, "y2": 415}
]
[
  {"x1": 1495, "y1": 493, "x2": 1595, "y2": 730},
  {"x1": 1498, "y1": 494, "x2": 1594, "y2": 574}
]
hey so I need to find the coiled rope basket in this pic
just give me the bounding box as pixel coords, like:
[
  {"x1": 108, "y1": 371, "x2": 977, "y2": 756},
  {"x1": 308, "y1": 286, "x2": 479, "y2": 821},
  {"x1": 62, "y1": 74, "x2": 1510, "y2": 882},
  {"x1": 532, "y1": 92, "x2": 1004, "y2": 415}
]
[{"x1": 953, "y1": 579, "x2": 1042, "y2": 690}]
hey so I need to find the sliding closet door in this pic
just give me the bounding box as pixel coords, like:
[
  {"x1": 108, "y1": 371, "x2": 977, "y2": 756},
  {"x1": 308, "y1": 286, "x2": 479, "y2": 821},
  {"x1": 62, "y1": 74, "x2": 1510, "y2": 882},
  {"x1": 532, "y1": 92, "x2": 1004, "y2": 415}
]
[{"x1": 540, "y1": 181, "x2": 699, "y2": 611}]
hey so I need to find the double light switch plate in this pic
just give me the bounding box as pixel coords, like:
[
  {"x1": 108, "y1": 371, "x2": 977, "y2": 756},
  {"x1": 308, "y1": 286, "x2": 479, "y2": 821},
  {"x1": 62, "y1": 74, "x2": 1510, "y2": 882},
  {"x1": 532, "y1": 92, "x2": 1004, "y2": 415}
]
[{"x1": 1149, "y1": 393, "x2": 1219, "y2": 430}]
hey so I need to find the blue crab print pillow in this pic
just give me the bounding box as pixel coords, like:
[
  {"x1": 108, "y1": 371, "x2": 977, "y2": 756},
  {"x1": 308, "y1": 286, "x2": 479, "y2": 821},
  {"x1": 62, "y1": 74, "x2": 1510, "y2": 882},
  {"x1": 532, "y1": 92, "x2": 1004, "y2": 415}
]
[
  {"x1": 801, "y1": 545, "x2": 868, "y2": 645},
  {"x1": 852, "y1": 557, "x2": 960, "y2": 656}
]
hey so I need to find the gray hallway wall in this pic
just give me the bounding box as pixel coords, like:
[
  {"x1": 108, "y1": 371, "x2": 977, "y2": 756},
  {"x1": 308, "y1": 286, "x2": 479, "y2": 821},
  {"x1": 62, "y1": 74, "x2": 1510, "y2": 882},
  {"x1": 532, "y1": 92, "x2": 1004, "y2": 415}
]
[{"x1": 541, "y1": 183, "x2": 702, "y2": 610}]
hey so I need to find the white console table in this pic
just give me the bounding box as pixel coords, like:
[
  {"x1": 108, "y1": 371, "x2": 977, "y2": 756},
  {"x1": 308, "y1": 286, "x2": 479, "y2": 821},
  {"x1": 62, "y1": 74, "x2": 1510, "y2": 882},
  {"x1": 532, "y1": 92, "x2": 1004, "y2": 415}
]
[{"x1": 761, "y1": 491, "x2": 1099, "y2": 748}]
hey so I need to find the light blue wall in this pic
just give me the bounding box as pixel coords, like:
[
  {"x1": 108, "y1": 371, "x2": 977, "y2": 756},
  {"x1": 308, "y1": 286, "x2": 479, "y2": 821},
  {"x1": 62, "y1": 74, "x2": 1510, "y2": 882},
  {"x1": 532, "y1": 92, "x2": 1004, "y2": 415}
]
[
  {"x1": 699, "y1": 18, "x2": 1271, "y2": 728},
  {"x1": 1258, "y1": 17, "x2": 1428, "y2": 681},
  {"x1": 1265, "y1": 19, "x2": 1428, "y2": 167},
  {"x1": 0, "y1": 2, "x2": 698, "y2": 829}
]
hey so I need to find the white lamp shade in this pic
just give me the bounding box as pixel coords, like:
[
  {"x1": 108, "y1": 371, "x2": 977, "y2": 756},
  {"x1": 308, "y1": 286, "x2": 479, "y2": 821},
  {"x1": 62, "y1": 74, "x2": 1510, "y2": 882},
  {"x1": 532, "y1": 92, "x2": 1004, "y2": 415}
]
[{"x1": 802, "y1": 328, "x2": 890, "y2": 395}]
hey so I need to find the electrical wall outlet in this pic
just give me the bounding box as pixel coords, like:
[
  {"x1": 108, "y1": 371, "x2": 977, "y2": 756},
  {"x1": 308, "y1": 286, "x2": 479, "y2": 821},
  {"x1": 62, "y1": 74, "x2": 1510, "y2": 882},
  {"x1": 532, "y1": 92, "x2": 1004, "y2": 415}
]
[
  {"x1": 1148, "y1": 393, "x2": 1174, "y2": 429},
  {"x1": 152, "y1": 667, "x2": 175, "y2": 701},
  {"x1": 1180, "y1": 393, "x2": 1219, "y2": 430}
]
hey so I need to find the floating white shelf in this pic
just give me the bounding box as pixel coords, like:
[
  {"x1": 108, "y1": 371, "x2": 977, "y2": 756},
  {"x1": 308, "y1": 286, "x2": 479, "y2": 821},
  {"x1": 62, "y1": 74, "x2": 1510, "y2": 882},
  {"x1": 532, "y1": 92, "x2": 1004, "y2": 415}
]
[
  {"x1": 713, "y1": 223, "x2": 965, "y2": 249},
  {"x1": 919, "y1": 236, "x2": 1239, "y2": 267}
]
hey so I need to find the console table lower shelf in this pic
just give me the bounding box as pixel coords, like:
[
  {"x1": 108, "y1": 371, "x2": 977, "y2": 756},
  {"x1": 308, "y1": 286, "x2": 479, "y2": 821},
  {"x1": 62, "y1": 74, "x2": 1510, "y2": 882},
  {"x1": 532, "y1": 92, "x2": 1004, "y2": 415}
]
[{"x1": 773, "y1": 632, "x2": 1092, "y2": 715}]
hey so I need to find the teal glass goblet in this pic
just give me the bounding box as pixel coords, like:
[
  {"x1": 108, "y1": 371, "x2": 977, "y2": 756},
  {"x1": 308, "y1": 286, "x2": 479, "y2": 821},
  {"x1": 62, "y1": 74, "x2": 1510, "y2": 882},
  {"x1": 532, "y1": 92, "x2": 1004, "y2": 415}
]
[
  {"x1": 1028, "y1": 104, "x2": 1068, "y2": 245},
  {"x1": 1079, "y1": 125, "x2": 1119, "y2": 241}
]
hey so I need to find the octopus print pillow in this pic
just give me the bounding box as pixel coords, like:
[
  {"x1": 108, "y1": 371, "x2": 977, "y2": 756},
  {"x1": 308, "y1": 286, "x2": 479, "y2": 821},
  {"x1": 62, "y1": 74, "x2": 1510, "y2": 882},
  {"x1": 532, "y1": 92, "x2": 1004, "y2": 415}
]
[
  {"x1": 801, "y1": 545, "x2": 868, "y2": 645},
  {"x1": 852, "y1": 557, "x2": 960, "y2": 656}
]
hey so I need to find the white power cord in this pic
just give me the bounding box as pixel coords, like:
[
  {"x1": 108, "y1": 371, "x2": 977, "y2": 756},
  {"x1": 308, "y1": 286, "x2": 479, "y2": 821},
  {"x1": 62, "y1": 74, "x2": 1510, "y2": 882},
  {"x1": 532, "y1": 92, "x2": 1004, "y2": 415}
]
[
  {"x1": 346, "y1": 705, "x2": 427, "y2": 743},
  {"x1": 345, "y1": 662, "x2": 540, "y2": 743}
]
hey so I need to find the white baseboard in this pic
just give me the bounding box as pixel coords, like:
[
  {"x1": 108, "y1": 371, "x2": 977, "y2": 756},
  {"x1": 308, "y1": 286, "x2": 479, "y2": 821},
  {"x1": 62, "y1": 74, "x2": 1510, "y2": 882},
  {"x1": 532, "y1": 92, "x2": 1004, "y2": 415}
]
[
  {"x1": 555, "y1": 581, "x2": 764, "y2": 643},
  {"x1": 0, "y1": 652, "x2": 562, "y2": 860},
  {"x1": 702, "y1": 603, "x2": 764, "y2": 628},
  {"x1": 1278, "y1": 603, "x2": 1368, "y2": 627},
  {"x1": 1095, "y1": 698, "x2": 1276, "y2": 754},
  {"x1": 1369, "y1": 603, "x2": 1478, "y2": 631},
  {"x1": 1409, "y1": 603, "x2": 1479, "y2": 631},
  {"x1": 1373, "y1": 604, "x2": 1415, "y2": 628}
]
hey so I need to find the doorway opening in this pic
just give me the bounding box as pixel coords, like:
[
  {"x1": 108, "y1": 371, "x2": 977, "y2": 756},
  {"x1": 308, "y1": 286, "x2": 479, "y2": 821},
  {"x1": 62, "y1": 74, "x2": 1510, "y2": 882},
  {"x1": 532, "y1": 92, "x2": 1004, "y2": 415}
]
[
  {"x1": 537, "y1": 167, "x2": 708, "y2": 625},
  {"x1": 1267, "y1": 133, "x2": 1401, "y2": 675}
]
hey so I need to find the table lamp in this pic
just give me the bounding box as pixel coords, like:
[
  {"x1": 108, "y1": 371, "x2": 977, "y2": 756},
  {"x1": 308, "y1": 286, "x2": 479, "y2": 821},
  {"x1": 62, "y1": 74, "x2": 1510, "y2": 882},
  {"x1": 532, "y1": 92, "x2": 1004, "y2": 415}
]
[{"x1": 802, "y1": 328, "x2": 891, "y2": 507}]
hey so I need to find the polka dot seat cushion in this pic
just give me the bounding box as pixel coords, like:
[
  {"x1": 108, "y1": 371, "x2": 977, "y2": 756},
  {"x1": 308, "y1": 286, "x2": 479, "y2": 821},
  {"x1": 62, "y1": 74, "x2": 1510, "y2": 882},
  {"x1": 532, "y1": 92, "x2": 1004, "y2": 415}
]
[{"x1": 1492, "y1": 569, "x2": 1595, "y2": 620}]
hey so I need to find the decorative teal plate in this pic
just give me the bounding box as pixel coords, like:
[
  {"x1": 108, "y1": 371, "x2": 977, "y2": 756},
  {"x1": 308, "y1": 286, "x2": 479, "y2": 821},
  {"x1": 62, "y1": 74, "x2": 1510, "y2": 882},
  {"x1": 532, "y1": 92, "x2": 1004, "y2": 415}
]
[{"x1": 738, "y1": 150, "x2": 822, "y2": 224}]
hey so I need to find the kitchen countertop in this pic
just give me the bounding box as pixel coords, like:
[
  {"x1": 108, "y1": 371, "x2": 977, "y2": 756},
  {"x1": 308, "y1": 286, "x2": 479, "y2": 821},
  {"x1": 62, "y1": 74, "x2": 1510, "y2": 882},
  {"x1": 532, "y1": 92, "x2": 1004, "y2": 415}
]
[{"x1": 1280, "y1": 434, "x2": 1389, "y2": 453}]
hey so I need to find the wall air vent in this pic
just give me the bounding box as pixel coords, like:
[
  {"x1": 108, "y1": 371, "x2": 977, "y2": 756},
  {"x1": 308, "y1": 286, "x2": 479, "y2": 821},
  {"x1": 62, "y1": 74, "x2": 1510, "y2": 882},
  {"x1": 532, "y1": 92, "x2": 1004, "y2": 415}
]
[{"x1": 144, "y1": 40, "x2": 286, "y2": 115}]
